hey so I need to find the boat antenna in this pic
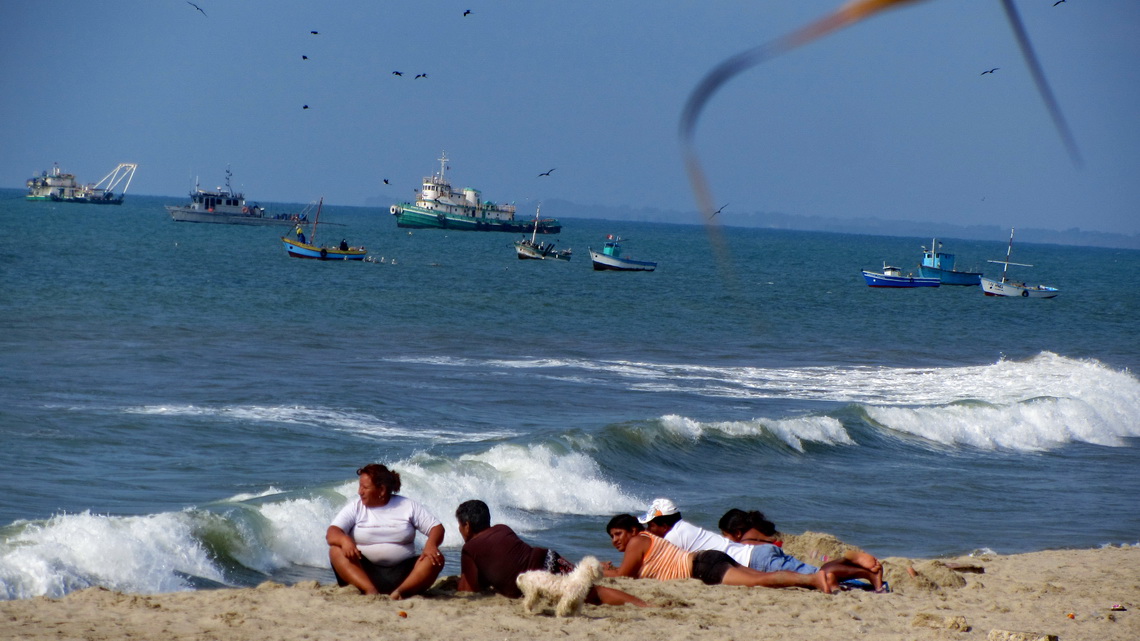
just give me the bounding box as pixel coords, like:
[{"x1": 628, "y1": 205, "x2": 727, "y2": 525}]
[
  {"x1": 225, "y1": 166, "x2": 233, "y2": 193},
  {"x1": 437, "y1": 151, "x2": 448, "y2": 182}
]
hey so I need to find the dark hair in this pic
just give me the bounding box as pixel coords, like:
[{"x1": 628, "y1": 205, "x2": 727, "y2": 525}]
[
  {"x1": 357, "y1": 463, "x2": 401, "y2": 494},
  {"x1": 720, "y1": 508, "x2": 776, "y2": 538},
  {"x1": 606, "y1": 513, "x2": 642, "y2": 533},
  {"x1": 456, "y1": 499, "x2": 491, "y2": 534},
  {"x1": 649, "y1": 512, "x2": 683, "y2": 529}
]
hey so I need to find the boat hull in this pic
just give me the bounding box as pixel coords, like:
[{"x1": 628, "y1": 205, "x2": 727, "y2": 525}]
[
  {"x1": 980, "y1": 277, "x2": 1059, "y2": 298},
  {"x1": 169, "y1": 206, "x2": 298, "y2": 226},
  {"x1": 918, "y1": 266, "x2": 981, "y2": 286},
  {"x1": 862, "y1": 271, "x2": 940, "y2": 287},
  {"x1": 589, "y1": 250, "x2": 656, "y2": 271},
  {"x1": 515, "y1": 241, "x2": 571, "y2": 261},
  {"x1": 391, "y1": 204, "x2": 560, "y2": 234},
  {"x1": 281, "y1": 237, "x2": 367, "y2": 261}
]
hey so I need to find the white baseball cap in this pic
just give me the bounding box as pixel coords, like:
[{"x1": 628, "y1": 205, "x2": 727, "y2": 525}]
[{"x1": 638, "y1": 498, "x2": 679, "y2": 524}]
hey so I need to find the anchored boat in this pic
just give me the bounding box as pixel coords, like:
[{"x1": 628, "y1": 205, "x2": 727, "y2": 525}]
[
  {"x1": 280, "y1": 198, "x2": 367, "y2": 261},
  {"x1": 390, "y1": 152, "x2": 561, "y2": 233},
  {"x1": 166, "y1": 168, "x2": 296, "y2": 226},
  {"x1": 980, "y1": 228, "x2": 1059, "y2": 298},
  {"x1": 26, "y1": 163, "x2": 137, "y2": 205},
  {"x1": 918, "y1": 238, "x2": 982, "y2": 286},
  {"x1": 862, "y1": 263, "x2": 940, "y2": 288},
  {"x1": 589, "y1": 236, "x2": 656, "y2": 271},
  {"x1": 514, "y1": 205, "x2": 571, "y2": 261}
]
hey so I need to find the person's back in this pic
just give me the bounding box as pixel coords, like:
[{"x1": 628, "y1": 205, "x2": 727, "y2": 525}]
[{"x1": 459, "y1": 523, "x2": 548, "y2": 598}]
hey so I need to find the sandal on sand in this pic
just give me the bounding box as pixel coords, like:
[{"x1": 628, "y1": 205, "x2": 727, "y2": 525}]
[{"x1": 874, "y1": 581, "x2": 891, "y2": 594}]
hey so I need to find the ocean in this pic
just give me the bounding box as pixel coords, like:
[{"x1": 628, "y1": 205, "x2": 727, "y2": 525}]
[{"x1": 1, "y1": 189, "x2": 1137, "y2": 600}]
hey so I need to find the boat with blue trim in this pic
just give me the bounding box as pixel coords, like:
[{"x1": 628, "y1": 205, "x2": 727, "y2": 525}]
[
  {"x1": 280, "y1": 198, "x2": 367, "y2": 261},
  {"x1": 862, "y1": 263, "x2": 940, "y2": 288},
  {"x1": 589, "y1": 235, "x2": 656, "y2": 271}
]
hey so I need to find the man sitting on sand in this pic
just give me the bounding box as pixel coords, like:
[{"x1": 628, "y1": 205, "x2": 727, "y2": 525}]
[
  {"x1": 637, "y1": 498, "x2": 885, "y2": 592},
  {"x1": 455, "y1": 499, "x2": 648, "y2": 608},
  {"x1": 603, "y1": 514, "x2": 836, "y2": 591}
]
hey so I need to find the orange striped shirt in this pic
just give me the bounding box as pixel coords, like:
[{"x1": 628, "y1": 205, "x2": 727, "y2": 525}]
[{"x1": 637, "y1": 532, "x2": 693, "y2": 580}]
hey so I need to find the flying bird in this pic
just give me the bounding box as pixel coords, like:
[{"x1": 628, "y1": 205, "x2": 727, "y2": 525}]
[
  {"x1": 981, "y1": 67, "x2": 999, "y2": 75},
  {"x1": 186, "y1": 1, "x2": 206, "y2": 17},
  {"x1": 415, "y1": 73, "x2": 428, "y2": 79},
  {"x1": 464, "y1": 10, "x2": 472, "y2": 16},
  {"x1": 383, "y1": 179, "x2": 390, "y2": 185},
  {"x1": 711, "y1": 203, "x2": 728, "y2": 217},
  {"x1": 302, "y1": 55, "x2": 308, "y2": 60},
  {"x1": 392, "y1": 71, "x2": 403, "y2": 76},
  {"x1": 538, "y1": 168, "x2": 556, "y2": 177},
  {"x1": 303, "y1": 105, "x2": 309, "y2": 110},
  {"x1": 310, "y1": 30, "x2": 319, "y2": 35},
  {"x1": 1053, "y1": 0, "x2": 1065, "y2": 5}
]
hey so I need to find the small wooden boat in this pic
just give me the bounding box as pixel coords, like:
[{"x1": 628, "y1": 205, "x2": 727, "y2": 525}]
[
  {"x1": 980, "y1": 228, "x2": 1058, "y2": 298},
  {"x1": 862, "y1": 263, "x2": 940, "y2": 288},
  {"x1": 589, "y1": 236, "x2": 656, "y2": 271},
  {"x1": 514, "y1": 205, "x2": 571, "y2": 261},
  {"x1": 280, "y1": 198, "x2": 367, "y2": 261}
]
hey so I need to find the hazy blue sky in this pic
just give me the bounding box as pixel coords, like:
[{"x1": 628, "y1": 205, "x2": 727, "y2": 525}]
[{"x1": 3, "y1": 1, "x2": 1137, "y2": 234}]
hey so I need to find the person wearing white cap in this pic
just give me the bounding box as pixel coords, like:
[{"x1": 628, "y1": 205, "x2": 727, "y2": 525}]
[{"x1": 638, "y1": 498, "x2": 885, "y2": 592}]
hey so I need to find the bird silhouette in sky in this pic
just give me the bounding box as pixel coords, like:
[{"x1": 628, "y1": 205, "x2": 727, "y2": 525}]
[
  {"x1": 310, "y1": 30, "x2": 319, "y2": 35},
  {"x1": 464, "y1": 10, "x2": 472, "y2": 16},
  {"x1": 981, "y1": 67, "x2": 999, "y2": 75},
  {"x1": 383, "y1": 179, "x2": 390, "y2": 185},
  {"x1": 415, "y1": 73, "x2": 428, "y2": 79},
  {"x1": 538, "y1": 168, "x2": 556, "y2": 177},
  {"x1": 711, "y1": 203, "x2": 728, "y2": 217},
  {"x1": 186, "y1": 1, "x2": 206, "y2": 17},
  {"x1": 303, "y1": 105, "x2": 309, "y2": 110},
  {"x1": 302, "y1": 55, "x2": 308, "y2": 60},
  {"x1": 392, "y1": 71, "x2": 403, "y2": 76},
  {"x1": 1053, "y1": 0, "x2": 1065, "y2": 5}
]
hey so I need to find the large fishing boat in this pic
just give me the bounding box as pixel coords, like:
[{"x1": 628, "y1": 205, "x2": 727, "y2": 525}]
[
  {"x1": 390, "y1": 152, "x2": 560, "y2": 233},
  {"x1": 918, "y1": 238, "x2": 982, "y2": 286},
  {"x1": 26, "y1": 163, "x2": 137, "y2": 205},
  {"x1": 166, "y1": 168, "x2": 296, "y2": 226}
]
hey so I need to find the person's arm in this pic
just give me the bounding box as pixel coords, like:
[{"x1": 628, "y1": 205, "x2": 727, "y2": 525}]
[
  {"x1": 419, "y1": 524, "x2": 445, "y2": 566},
  {"x1": 326, "y1": 525, "x2": 361, "y2": 560},
  {"x1": 456, "y1": 548, "x2": 480, "y2": 593},
  {"x1": 605, "y1": 535, "x2": 648, "y2": 578}
]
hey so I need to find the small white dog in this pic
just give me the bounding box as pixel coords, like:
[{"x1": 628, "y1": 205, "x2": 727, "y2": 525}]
[{"x1": 515, "y1": 556, "x2": 603, "y2": 617}]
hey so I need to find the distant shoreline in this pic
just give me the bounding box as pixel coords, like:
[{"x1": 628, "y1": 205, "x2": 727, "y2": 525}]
[{"x1": 6, "y1": 188, "x2": 1137, "y2": 250}]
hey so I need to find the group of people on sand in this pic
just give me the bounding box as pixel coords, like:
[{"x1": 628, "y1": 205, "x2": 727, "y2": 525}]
[{"x1": 327, "y1": 464, "x2": 886, "y2": 606}]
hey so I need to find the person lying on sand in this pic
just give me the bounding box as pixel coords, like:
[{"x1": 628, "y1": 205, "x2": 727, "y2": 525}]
[
  {"x1": 603, "y1": 514, "x2": 837, "y2": 592},
  {"x1": 718, "y1": 507, "x2": 885, "y2": 592},
  {"x1": 455, "y1": 499, "x2": 648, "y2": 608}
]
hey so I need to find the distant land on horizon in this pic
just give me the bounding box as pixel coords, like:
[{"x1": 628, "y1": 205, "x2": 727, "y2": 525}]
[{"x1": 6, "y1": 186, "x2": 1135, "y2": 251}]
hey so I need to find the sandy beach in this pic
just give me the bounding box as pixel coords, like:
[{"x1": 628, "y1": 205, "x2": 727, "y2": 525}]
[{"x1": 3, "y1": 536, "x2": 1136, "y2": 641}]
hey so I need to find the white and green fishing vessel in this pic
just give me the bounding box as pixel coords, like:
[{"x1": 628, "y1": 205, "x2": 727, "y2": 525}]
[{"x1": 389, "y1": 152, "x2": 560, "y2": 234}]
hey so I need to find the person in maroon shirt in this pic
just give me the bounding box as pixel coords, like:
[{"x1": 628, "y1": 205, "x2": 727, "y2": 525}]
[{"x1": 455, "y1": 499, "x2": 647, "y2": 608}]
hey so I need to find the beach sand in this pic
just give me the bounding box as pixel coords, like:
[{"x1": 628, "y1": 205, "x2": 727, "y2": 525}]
[{"x1": 4, "y1": 538, "x2": 1136, "y2": 641}]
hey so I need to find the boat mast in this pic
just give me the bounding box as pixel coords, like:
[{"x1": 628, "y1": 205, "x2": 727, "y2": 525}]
[
  {"x1": 437, "y1": 151, "x2": 448, "y2": 183},
  {"x1": 531, "y1": 203, "x2": 541, "y2": 243},
  {"x1": 310, "y1": 197, "x2": 323, "y2": 245},
  {"x1": 1001, "y1": 227, "x2": 1015, "y2": 284}
]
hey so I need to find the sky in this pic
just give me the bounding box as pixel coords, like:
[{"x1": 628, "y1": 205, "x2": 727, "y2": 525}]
[{"x1": 2, "y1": 1, "x2": 1138, "y2": 235}]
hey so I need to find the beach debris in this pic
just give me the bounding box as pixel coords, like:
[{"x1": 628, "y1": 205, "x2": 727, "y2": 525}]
[
  {"x1": 907, "y1": 566, "x2": 917, "y2": 577},
  {"x1": 398, "y1": 610, "x2": 408, "y2": 618},
  {"x1": 944, "y1": 562, "x2": 986, "y2": 574},
  {"x1": 986, "y1": 631, "x2": 1058, "y2": 641},
  {"x1": 1110, "y1": 604, "x2": 1127, "y2": 611},
  {"x1": 912, "y1": 612, "x2": 970, "y2": 631},
  {"x1": 1066, "y1": 612, "x2": 1075, "y2": 619}
]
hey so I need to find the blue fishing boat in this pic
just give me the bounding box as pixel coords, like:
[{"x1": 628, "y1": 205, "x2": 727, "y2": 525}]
[
  {"x1": 918, "y1": 238, "x2": 982, "y2": 286},
  {"x1": 589, "y1": 236, "x2": 656, "y2": 271},
  {"x1": 862, "y1": 263, "x2": 940, "y2": 288},
  {"x1": 280, "y1": 198, "x2": 367, "y2": 261}
]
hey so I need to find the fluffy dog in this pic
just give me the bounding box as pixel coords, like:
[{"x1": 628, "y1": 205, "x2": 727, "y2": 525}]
[{"x1": 515, "y1": 556, "x2": 603, "y2": 617}]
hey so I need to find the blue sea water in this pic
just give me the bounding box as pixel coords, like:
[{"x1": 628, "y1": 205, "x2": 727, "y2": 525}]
[{"x1": 1, "y1": 189, "x2": 1138, "y2": 600}]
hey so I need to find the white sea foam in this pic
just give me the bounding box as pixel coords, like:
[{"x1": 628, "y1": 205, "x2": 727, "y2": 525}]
[
  {"x1": 124, "y1": 404, "x2": 514, "y2": 443},
  {"x1": 0, "y1": 511, "x2": 224, "y2": 600},
  {"x1": 657, "y1": 414, "x2": 855, "y2": 452}
]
